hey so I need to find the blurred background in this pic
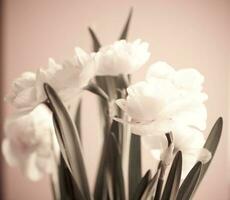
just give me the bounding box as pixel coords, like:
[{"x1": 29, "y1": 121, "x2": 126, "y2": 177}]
[{"x1": 0, "y1": 0, "x2": 230, "y2": 199}]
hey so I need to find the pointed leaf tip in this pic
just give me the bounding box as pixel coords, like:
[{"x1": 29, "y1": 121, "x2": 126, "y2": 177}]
[
  {"x1": 88, "y1": 27, "x2": 101, "y2": 52},
  {"x1": 132, "y1": 170, "x2": 152, "y2": 200},
  {"x1": 44, "y1": 83, "x2": 91, "y2": 200},
  {"x1": 161, "y1": 151, "x2": 182, "y2": 200},
  {"x1": 119, "y1": 7, "x2": 133, "y2": 40},
  {"x1": 176, "y1": 162, "x2": 202, "y2": 200},
  {"x1": 195, "y1": 117, "x2": 223, "y2": 190}
]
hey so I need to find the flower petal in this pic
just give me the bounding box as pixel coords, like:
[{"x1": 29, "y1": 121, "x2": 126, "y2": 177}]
[
  {"x1": 146, "y1": 61, "x2": 175, "y2": 80},
  {"x1": 95, "y1": 39, "x2": 150, "y2": 75}
]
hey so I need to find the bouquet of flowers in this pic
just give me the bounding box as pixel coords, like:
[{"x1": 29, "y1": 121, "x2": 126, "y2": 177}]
[{"x1": 2, "y1": 10, "x2": 223, "y2": 200}]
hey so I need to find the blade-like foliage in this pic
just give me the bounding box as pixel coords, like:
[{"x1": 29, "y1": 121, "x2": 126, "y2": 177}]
[
  {"x1": 176, "y1": 162, "x2": 202, "y2": 200},
  {"x1": 141, "y1": 169, "x2": 161, "y2": 200},
  {"x1": 108, "y1": 121, "x2": 126, "y2": 200},
  {"x1": 119, "y1": 8, "x2": 133, "y2": 40},
  {"x1": 75, "y1": 99, "x2": 82, "y2": 140},
  {"x1": 44, "y1": 83, "x2": 91, "y2": 200},
  {"x1": 88, "y1": 27, "x2": 101, "y2": 51},
  {"x1": 58, "y1": 155, "x2": 85, "y2": 200},
  {"x1": 161, "y1": 151, "x2": 182, "y2": 200},
  {"x1": 94, "y1": 130, "x2": 110, "y2": 200},
  {"x1": 94, "y1": 121, "x2": 125, "y2": 200},
  {"x1": 84, "y1": 83, "x2": 109, "y2": 100},
  {"x1": 129, "y1": 134, "x2": 142, "y2": 199},
  {"x1": 132, "y1": 170, "x2": 152, "y2": 200},
  {"x1": 196, "y1": 117, "x2": 223, "y2": 187}
]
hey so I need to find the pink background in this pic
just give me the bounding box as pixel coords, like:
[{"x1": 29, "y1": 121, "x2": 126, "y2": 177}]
[{"x1": 1, "y1": 0, "x2": 230, "y2": 199}]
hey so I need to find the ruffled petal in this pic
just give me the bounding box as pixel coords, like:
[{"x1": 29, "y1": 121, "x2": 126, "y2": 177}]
[{"x1": 146, "y1": 61, "x2": 175, "y2": 80}]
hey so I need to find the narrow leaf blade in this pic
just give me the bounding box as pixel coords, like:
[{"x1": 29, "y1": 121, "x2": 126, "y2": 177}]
[
  {"x1": 129, "y1": 134, "x2": 142, "y2": 199},
  {"x1": 132, "y1": 170, "x2": 152, "y2": 200},
  {"x1": 94, "y1": 132, "x2": 110, "y2": 200},
  {"x1": 88, "y1": 27, "x2": 101, "y2": 52},
  {"x1": 44, "y1": 83, "x2": 91, "y2": 200},
  {"x1": 58, "y1": 155, "x2": 85, "y2": 200},
  {"x1": 197, "y1": 117, "x2": 223, "y2": 187},
  {"x1": 161, "y1": 151, "x2": 182, "y2": 200},
  {"x1": 119, "y1": 8, "x2": 133, "y2": 40},
  {"x1": 84, "y1": 83, "x2": 109, "y2": 100},
  {"x1": 75, "y1": 99, "x2": 82, "y2": 140},
  {"x1": 109, "y1": 121, "x2": 126, "y2": 199},
  {"x1": 141, "y1": 168, "x2": 161, "y2": 200},
  {"x1": 176, "y1": 162, "x2": 202, "y2": 200}
]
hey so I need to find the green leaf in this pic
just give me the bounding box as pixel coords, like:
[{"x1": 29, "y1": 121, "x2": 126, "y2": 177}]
[
  {"x1": 84, "y1": 83, "x2": 109, "y2": 100},
  {"x1": 88, "y1": 27, "x2": 101, "y2": 52},
  {"x1": 75, "y1": 99, "x2": 82, "y2": 140},
  {"x1": 196, "y1": 117, "x2": 223, "y2": 188},
  {"x1": 94, "y1": 121, "x2": 125, "y2": 200},
  {"x1": 58, "y1": 155, "x2": 85, "y2": 200},
  {"x1": 161, "y1": 151, "x2": 182, "y2": 200},
  {"x1": 119, "y1": 8, "x2": 133, "y2": 40},
  {"x1": 94, "y1": 130, "x2": 110, "y2": 200},
  {"x1": 52, "y1": 106, "x2": 84, "y2": 200},
  {"x1": 141, "y1": 169, "x2": 161, "y2": 200},
  {"x1": 176, "y1": 162, "x2": 202, "y2": 200},
  {"x1": 116, "y1": 74, "x2": 129, "y2": 89},
  {"x1": 44, "y1": 83, "x2": 91, "y2": 200},
  {"x1": 108, "y1": 121, "x2": 126, "y2": 200},
  {"x1": 129, "y1": 134, "x2": 142, "y2": 199},
  {"x1": 132, "y1": 170, "x2": 152, "y2": 200}
]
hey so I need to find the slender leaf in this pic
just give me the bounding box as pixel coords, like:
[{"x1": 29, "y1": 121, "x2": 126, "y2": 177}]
[
  {"x1": 58, "y1": 155, "x2": 85, "y2": 200},
  {"x1": 161, "y1": 151, "x2": 182, "y2": 200},
  {"x1": 108, "y1": 121, "x2": 126, "y2": 200},
  {"x1": 141, "y1": 169, "x2": 161, "y2": 200},
  {"x1": 95, "y1": 122, "x2": 125, "y2": 200},
  {"x1": 94, "y1": 121, "x2": 123, "y2": 200},
  {"x1": 196, "y1": 117, "x2": 223, "y2": 187},
  {"x1": 129, "y1": 134, "x2": 142, "y2": 199},
  {"x1": 154, "y1": 161, "x2": 165, "y2": 200},
  {"x1": 50, "y1": 176, "x2": 59, "y2": 200},
  {"x1": 132, "y1": 170, "x2": 152, "y2": 200},
  {"x1": 52, "y1": 104, "x2": 84, "y2": 200},
  {"x1": 75, "y1": 99, "x2": 82, "y2": 140},
  {"x1": 84, "y1": 83, "x2": 109, "y2": 100},
  {"x1": 116, "y1": 74, "x2": 129, "y2": 89},
  {"x1": 44, "y1": 83, "x2": 91, "y2": 200},
  {"x1": 52, "y1": 112, "x2": 71, "y2": 171},
  {"x1": 176, "y1": 162, "x2": 202, "y2": 200},
  {"x1": 119, "y1": 8, "x2": 133, "y2": 40},
  {"x1": 88, "y1": 27, "x2": 101, "y2": 51},
  {"x1": 94, "y1": 131, "x2": 110, "y2": 200}
]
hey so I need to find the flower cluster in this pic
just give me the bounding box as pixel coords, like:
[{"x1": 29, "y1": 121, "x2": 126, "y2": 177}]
[
  {"x1": 3, "y1": 37, "x2": 210, "y2": 181},
  {"x1": 3, "y1": 40, "x2": 150, "y2": 180},
  {"x1": 3, "y1": 47, "x2": 96, "y2": 180},
  {"x1": 116, "y1": 61, "x2": 210, "y2": 176}
]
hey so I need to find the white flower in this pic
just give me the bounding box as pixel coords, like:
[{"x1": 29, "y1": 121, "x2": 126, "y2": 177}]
[
  {"x1": 2, "y1": 104, "x2": 59, "y2": 181},
  {"x1": 36, "y1": 56, "x2": 95, "y2": 105},
  {"x1": 116, "y1": 79, "x2": 207, "y2": 135},
  {"x1": 95, "y1": 39, "x2": 150, "y2": 76},
  {"x1": 146, "y1": 61, "x2": 205, "y2": 92},
  {"x1": 142, "y1": 126, "x2": 211, "y2": 177},
  {"x1": 116, "y1": 61, "x2": 209, "y2": 175},
  {"x1": 5, "y1": 72, "x2": 38, "y2": 110},
  {"x1": 6, "y1": 48, "x2": 95, "y2": 110}
]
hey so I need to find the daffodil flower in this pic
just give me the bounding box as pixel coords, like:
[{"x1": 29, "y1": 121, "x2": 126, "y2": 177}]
[
  {"x1": 95, "y1": 39, "x2": 150, "y2": 75},
  {"x1": 2, "y1": 104, "x2": 59, "y2": 181}
]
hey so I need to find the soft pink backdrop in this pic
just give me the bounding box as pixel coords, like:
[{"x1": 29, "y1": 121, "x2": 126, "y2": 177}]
[{"x1": 1, "y1": 0, "x2": 230, "y2": 199}]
